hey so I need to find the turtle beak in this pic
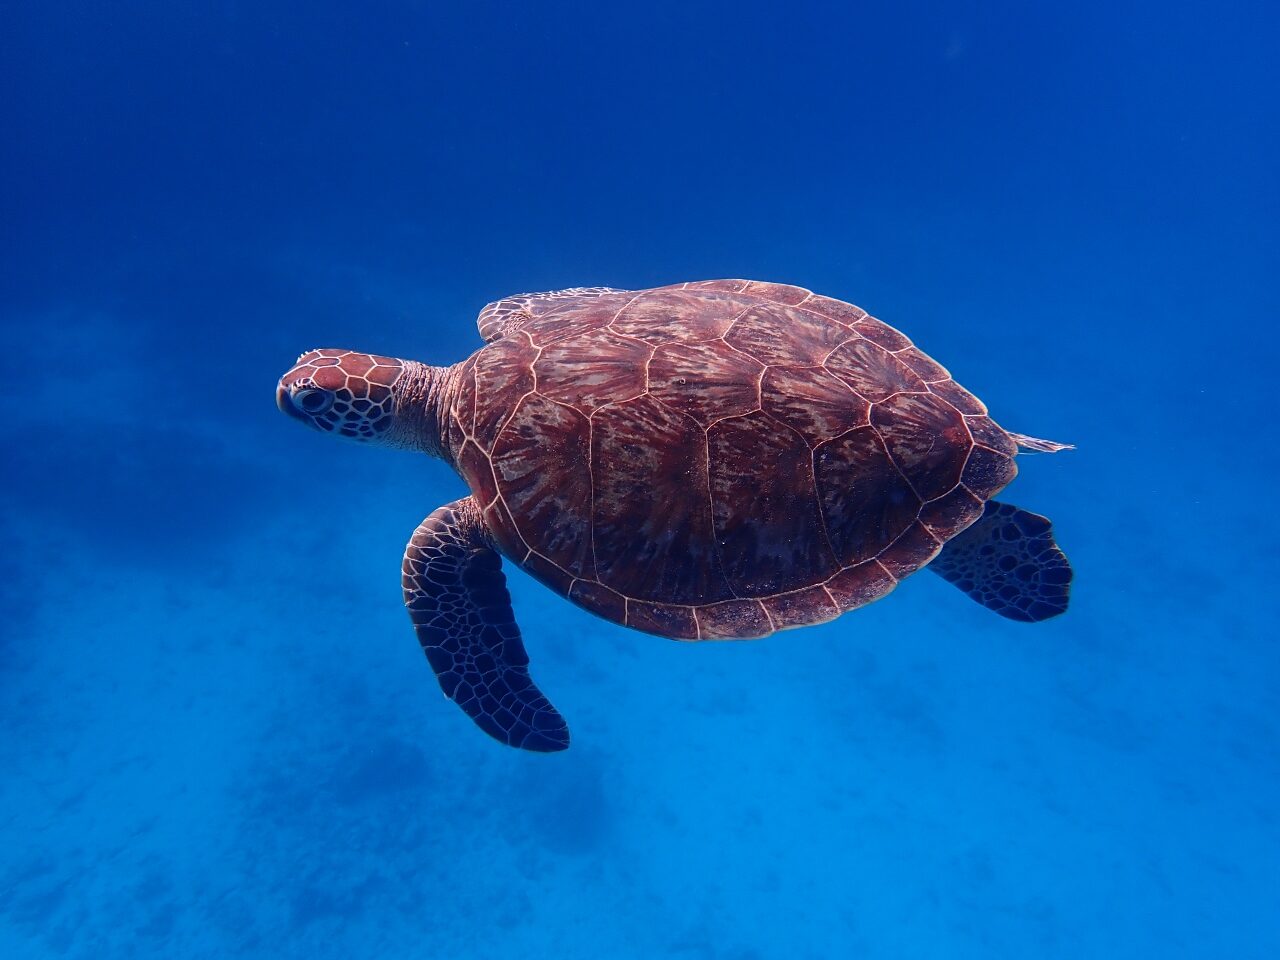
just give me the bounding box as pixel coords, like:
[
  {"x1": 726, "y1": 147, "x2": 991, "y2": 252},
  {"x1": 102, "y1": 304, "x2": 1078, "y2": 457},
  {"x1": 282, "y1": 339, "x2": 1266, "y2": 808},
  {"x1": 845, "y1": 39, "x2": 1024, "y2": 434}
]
[{"x1": 277, "y1": 382, "x2": 309, "y2": 424}]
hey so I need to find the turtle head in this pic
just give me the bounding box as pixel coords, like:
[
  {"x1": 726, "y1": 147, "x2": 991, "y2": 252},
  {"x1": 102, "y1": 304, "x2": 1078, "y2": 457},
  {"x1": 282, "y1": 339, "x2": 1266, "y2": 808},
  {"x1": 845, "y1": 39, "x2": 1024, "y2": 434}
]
[{"x1": 276, "y1": 349, "x2": 410, "y2": 444}]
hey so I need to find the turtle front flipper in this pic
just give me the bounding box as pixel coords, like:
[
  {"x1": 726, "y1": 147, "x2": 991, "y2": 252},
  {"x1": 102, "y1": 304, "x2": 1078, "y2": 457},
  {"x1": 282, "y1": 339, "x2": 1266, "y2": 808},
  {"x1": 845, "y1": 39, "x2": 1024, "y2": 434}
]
[
  {"x1": 928, "y1": 500, "x2": 1073, "y2": 622},
  {"x1": 402, "y1": 497, "x2": 569, "y2": 751},
  {"x1": 476, "y1": 287, "x2": 629, "y2": 341}
]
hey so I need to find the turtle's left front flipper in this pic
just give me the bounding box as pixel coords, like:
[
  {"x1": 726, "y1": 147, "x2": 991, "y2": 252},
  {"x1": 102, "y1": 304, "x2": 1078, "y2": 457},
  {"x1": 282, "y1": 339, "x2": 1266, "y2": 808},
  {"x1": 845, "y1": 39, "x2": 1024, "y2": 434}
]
[
  {"x1": 403, "y1": 497, "x2": 570, "y2": 751},
  {"x1": 928, "y1": 500, "x2": 1072, "y2": 622}
]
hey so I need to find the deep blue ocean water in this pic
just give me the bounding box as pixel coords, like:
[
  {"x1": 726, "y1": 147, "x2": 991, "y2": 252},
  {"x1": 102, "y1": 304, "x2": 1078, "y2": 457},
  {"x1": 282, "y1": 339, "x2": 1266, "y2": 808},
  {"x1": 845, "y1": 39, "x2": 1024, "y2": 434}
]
[{"x1": 2, "y1": 2, "x2": 1278, "y2": 957}]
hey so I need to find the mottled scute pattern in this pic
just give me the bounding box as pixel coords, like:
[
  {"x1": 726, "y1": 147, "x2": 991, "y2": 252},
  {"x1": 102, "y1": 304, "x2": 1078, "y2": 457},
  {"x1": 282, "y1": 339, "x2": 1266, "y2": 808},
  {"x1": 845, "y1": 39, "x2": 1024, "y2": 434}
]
[
  {"x1": 708, "y1": 411, "x2": 839, "y2": 596},
  {"x1": 402, "y1": 497, "x2": 569, "y2": 751},
  {"x1": 536, "y1": 330, "x2": 651, "y2": 414},
  {"x1": 491, "y1": 394, "x2": 595, "y2": 580},
  {"x1": 591, "y1": 395, "x2": 730, "y2": 605},
  {"x1": 928, "y1": 501, "x2": 1072, "y2": 622},
  {"x1": 455, "y1": 280, "x2": 1022, "y2": 640},
  {"x1": 815, "y1": 428, "x2": 920, "y2": 566}
]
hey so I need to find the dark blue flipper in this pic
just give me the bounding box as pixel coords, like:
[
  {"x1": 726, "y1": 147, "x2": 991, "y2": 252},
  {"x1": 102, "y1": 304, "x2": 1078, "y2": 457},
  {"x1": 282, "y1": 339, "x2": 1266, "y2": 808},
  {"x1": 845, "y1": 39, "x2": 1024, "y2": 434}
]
[
  {"x1": 402, "y1": 497, "x2": 569, "y2": 751},
  {"x1": 929, "y1": 500, "x2": 1072, "y2": 622}
]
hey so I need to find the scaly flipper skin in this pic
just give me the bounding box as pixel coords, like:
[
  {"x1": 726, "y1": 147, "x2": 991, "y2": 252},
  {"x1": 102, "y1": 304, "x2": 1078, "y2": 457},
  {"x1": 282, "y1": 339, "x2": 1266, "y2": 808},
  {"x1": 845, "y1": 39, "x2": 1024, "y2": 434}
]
[
  {"x1": 928, "y1": 500, "x2": 1072, "y2": 622},
  {"x1": 402, "y1": 497, "x2": 570, "y2": 751},
  {"x1": 476, "y1": 286, "x2": 628, "y2": 342}
]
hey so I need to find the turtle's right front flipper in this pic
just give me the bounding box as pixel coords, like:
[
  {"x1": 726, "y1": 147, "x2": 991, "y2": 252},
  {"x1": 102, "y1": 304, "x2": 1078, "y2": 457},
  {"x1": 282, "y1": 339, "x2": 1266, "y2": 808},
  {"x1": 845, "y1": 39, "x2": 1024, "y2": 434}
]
[{"x1": 403, "y1": 497, "x2": 570, "y2": 752}]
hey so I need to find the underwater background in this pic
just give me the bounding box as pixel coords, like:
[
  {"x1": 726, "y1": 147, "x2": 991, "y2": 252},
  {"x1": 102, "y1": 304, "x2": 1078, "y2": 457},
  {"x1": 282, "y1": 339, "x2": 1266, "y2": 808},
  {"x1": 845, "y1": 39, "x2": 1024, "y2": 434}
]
[{"x1": 2, "y1": 1, "x2": 1277, "y2": 957}]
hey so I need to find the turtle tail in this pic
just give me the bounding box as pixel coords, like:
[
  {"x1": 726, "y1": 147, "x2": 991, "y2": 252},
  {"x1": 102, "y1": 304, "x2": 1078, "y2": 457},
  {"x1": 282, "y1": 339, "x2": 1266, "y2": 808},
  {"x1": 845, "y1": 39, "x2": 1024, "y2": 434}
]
[{"x1": 1008, "y1": 431, "x2": 1074, "y2": 453}]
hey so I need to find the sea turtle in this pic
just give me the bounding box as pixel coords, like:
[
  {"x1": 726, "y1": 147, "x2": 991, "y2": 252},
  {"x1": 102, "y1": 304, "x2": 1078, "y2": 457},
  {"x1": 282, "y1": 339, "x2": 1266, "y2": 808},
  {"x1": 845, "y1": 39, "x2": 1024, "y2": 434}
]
[{"x1": 276, "y1": 280, "x2": 1072, "y2": 751}]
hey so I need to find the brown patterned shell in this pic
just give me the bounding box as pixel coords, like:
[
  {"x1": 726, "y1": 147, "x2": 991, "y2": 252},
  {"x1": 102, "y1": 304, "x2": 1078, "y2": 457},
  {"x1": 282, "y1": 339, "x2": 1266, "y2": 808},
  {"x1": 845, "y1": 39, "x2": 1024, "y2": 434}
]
[{"x1": 447, "y1": 280, "x2": 1019, "y2": 641}]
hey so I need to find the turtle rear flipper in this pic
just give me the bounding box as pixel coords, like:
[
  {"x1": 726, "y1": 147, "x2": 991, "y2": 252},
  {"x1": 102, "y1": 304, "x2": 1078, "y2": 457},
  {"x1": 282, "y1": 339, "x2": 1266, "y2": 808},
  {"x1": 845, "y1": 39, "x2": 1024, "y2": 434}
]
[
  {"x1": 928, "y1": 500, "x2": 1072, "y2": 622},
  {"x1": 403, "y1": 497, "x2": 570, "y2": 751}
]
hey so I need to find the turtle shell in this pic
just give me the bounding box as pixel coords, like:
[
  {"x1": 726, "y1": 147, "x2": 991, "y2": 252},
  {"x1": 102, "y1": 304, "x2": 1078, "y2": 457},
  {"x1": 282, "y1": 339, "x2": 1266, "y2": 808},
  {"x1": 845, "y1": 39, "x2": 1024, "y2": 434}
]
[{"x1": 447, "y1": 280, "x2": 1019, "y2": 640}]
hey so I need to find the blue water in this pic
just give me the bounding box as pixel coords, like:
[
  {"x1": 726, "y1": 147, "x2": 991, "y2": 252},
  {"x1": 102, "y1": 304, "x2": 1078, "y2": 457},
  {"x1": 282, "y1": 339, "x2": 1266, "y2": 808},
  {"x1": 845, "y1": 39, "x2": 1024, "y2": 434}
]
[{"x1": 3, "y1": 2, "x2": 1277, "y2": 957}]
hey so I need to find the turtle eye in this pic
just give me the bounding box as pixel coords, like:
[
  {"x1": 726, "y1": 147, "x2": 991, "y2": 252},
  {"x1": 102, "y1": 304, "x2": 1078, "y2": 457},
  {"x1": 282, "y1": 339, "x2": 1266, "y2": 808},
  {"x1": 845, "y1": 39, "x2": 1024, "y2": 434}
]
[{"x1": 294, "y1": 388, "x2": 333, "y2": 414}]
